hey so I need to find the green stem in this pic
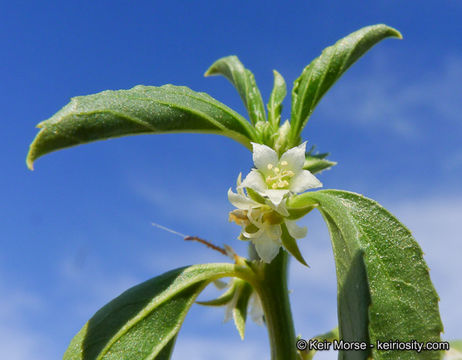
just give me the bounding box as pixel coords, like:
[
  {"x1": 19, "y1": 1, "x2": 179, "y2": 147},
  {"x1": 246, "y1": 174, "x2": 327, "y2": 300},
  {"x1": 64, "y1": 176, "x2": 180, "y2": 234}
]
[{"x1": 254, "y1": 250, "x2": 297, "y2": 360}]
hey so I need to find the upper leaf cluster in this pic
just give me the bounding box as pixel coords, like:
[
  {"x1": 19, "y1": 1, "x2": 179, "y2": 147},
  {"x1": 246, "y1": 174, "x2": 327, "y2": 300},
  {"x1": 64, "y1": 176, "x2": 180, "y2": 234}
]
[{"x1": 26, "y1": 24, "x2": 400, "y2": 171}]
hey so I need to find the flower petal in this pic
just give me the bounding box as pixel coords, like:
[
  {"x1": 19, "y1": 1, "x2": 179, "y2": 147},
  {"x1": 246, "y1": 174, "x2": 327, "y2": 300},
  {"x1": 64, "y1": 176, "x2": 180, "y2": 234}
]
[
  {"x1": 249, "y1": 292, "x2": 264, "y2": 326},
  {"x1": 240, "y1": 169, "x2": 267, "y2": 192},
  {"x1": 254, "y1": 236, "x2": 281, "y2": 263},
  {"x1": 280, "y1": 142, "x2": 307, "y2": 171},
  {"x1": 227, "y1": 188, "x2": 258, "y2": 209},
  {"x1": 264, "y1": 189, "x2": 290, "y2": 206},
  {"x1": 224, "y1": 290, "x2": 239, "y2": 323},
  {"x1": 252, "y1": 142, "x2": 278, "y2": 173},
  {"x1": 285, "y1": 219, "x2": 307, "y2": 239},
  {"x1": 268, "y1": 198, "x2": 289, "y2": 217},
  {"x1": 243, "y1": 227, "x2": 264, "y2": 239},
  {"x1": 290, "y1": 170, "x2": 322, "y2": 193}
]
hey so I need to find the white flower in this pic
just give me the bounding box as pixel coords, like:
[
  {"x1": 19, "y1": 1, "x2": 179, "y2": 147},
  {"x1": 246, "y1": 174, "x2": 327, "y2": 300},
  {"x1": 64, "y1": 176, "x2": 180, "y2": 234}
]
[
  {"x1": 227, "y1": 143, "x2": 321, "y2": 263},
  {"x1": 240, "y1": 142, "x2": 322, "y2": 212},
  {"x1": 228, "y1": 174, "x2": 308, "y2": 263}
]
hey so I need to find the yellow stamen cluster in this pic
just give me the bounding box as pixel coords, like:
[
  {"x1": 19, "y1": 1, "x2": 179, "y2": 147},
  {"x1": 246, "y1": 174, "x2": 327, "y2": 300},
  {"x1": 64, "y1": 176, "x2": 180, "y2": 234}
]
[{"x1": 265, "y1": 160, "x2": 295, "y2": 189}]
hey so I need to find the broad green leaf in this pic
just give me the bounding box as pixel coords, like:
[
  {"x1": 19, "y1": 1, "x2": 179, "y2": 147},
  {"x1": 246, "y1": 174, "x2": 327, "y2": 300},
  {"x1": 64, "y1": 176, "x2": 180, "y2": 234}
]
[
  {"x1": 288, "y1": 190, "x2": 443, "y2": 360},
  {"x1": 205, "y1": 56, "x2": 266, "y2": 125},
  {"x1": 27, "y1": 85, "x2": 257, "y2": 169},
  {"x1": 63, "y1": 263, "x2": 241, "y2": 360},
  {"x1": 267, "y1": 70, "x2": 287, "y2": 128},
  {"x1": 289, "y1": 24, "x2": 402, "y2": 144}
]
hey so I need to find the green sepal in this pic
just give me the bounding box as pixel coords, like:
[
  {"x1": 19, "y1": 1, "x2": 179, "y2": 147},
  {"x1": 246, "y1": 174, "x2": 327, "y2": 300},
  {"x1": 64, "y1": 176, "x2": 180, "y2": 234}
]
[
  {"x1": 286, "y1": 204, "x2": 316, "y2": 220},
  {"x1": 281, "y1": 223, "x2": 309, "y2": 267},
  {"x1": 246, "y1": 187, "x2": 267, "y2": 204},
  {"x1": 27, "y1": 85, "x2": 257, "y2": 169},
  {"x1": 205, "y1": 55, "x2": 266, "y2": 125},
  {"x1": 286, "y1": 195, "x2": 319, "y2": 209},
  {"x1": 289, "y1": 24, "x2": 402, "y2": 145},
  {"x1": 267, "y1": 70, "x2": 287, "y2": 128}
]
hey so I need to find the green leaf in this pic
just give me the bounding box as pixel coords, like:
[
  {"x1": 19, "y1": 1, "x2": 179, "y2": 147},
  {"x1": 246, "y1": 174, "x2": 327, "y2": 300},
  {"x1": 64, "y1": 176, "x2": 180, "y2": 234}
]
[
  {"x1": 27, "y1": 85, "x2": 257, "y2": 169},
  {"x1": 196, "y1": 284, "x2": 236, "y2": 306},
  {"x1": 233, "y1": 281, "x2": 253, "y2": 340},
  {"x1": 267, "y1": 70, "x2": 287, "y2": 128},
  {"x1": 205, "y1": 56, "x2": 266, "y2": 125},
  {"x1": 303, "y1": 154, "x2": 337, "y2": 174},
  {"x1": 299, "y1": 328, "x2": 339, "y2": 360},
  {"x1": 289, "y1": 24, "x2": 402, "y2": 144},
  {"x1": 288, "y1": 190, "x2": 443, "y2": 360},
  {"x1": 63, "y1": 263, "x2": 242, "y2": 360},
  {"x1": 197, "y1": 278, "x2": 254, "y2": 340}
]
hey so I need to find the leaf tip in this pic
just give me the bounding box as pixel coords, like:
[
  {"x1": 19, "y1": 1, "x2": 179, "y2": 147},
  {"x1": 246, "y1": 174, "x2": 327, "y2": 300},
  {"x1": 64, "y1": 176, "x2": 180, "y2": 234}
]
[
  {"x1": 26, "y1": 145, "x2": 37, "y2": 171},
  {"x1": 392, "y1": 28, "x2": 403, "y2": 40},
  {"x1": 235, "y1": 316, "x2": 246, "y2": 340},
  {"x1": 297, "y1": 255, "x2": 310, "y2": 268},
  {"x1": 378, "y1": 24, "x2": 403, "y2": 40},
  {"x1": 26, "y1": 157, "x2": 35, "y2": 171}
]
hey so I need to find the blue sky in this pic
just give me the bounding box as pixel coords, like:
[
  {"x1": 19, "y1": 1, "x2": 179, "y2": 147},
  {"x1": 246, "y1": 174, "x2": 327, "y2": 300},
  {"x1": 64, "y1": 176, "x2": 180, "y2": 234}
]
[{"x1": 1, "y1": 1, "x2": 461, "y2": 359}]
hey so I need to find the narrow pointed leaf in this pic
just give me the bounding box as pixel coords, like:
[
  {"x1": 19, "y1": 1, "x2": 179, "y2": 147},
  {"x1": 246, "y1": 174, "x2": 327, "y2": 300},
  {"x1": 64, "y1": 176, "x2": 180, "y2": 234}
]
[
  {"x1": 267, "y1": 70, "x2": 287, "y2": 128},
  {"x1": 63, "y1": 263, "x2": 240, "y2": 360},
  {"x1": 27, "y1": 85, "x2": 257, "y2": 169},
  {"x1": 303, "y1": 154, "x2": 337, "y2": 174},
  {"x1": 233, "y1": 281, "x2": 253, "y2": 340},
  {"x1": 300, "y1": 328, "x2": 339, "y2": 360},
  {"x1": 280, "y1": 223, "x2": 308, "y2": 267},
  {"x1": 205, "y1": 56, "x2": 266, "y2": 125},
  {"x1": 196, "y1": 284, "x2": 236, "y2": 306},
  {"x1": 290, "y1": 24, "x2": 402, "y2": 143},
  {"x1": 289, "y1": 190, "x2": 443, "y2": 360}
]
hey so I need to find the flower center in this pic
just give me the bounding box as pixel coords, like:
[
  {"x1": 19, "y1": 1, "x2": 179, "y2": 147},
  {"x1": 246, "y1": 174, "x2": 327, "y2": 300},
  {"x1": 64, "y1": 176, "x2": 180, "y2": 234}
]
[{"x1": 265, "y1": 160, "x2": 295, "y2": 189}]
